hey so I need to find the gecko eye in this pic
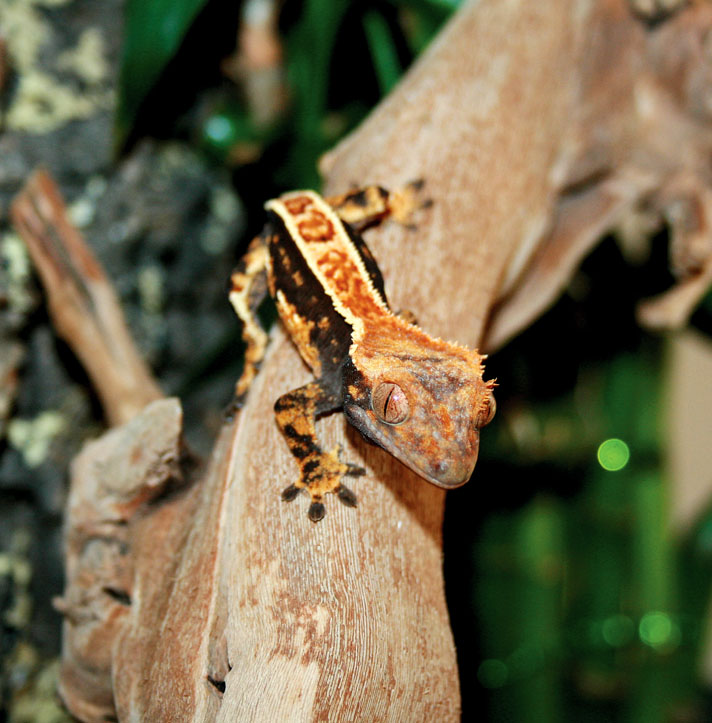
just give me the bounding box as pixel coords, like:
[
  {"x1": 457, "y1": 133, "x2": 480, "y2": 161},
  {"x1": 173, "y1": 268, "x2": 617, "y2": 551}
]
[
  {"x1": 474, "y1": 391, "x2": 496, "y2": 428},
  {"x1": 372, "y1": 382, "x2": 409, "y2": 425}
]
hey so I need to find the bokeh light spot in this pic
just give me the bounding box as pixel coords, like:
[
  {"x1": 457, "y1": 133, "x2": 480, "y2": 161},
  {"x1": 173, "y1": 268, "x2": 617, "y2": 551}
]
[
  {"x1": 602, "y1": 614, "x2": 634, "y2": 647},
  {"x1": 639, "y1": 611, "x2": 680, "y2": 651},
  {"x1": 477, "y1": 659, "x2": 508, "y2": 688},
  {"x1": 204, "y1": 115, "x2": 236, "y2": 145},
  {"x1": 597, "y1": 438, "x2": 630, "y2": 471}
]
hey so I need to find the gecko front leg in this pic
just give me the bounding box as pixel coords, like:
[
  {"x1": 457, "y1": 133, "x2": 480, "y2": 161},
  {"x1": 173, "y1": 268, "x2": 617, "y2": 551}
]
[{"x1": 275, "y1": 379, "x2": 364, "y2": 522}]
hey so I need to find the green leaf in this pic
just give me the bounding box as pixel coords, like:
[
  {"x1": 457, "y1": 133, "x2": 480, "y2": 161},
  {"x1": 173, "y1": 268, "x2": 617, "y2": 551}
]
[
  {"x1": 362, "y1": 11, "x2": 402, "y2": 95},
  {"x1": 283, "y1": 0, "x2": 351, "y2": 187},
  {"x1": 116, "y1": 0, "x2": 209, "y2": 149}
]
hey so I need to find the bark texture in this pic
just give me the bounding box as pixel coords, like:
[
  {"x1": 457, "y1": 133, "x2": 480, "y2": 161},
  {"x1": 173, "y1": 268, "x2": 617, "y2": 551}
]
[{"x1": 42, "y1": 0, "x2": 712, "y2": 720}]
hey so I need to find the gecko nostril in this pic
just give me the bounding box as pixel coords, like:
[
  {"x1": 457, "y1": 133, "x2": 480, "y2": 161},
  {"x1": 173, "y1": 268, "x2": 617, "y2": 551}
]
[{"x1": 433, "y1": 460, "x2": 450, "y2": 476}]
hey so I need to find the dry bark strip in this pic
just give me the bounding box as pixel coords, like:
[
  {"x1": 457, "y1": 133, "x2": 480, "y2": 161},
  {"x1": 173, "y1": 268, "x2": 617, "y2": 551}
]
[
  {"x1": 9, "y1": 170, "x2": 163, "y2": 426},
  {"x1": 19, "y1": 0, "x2": 712, "y2": 720}
]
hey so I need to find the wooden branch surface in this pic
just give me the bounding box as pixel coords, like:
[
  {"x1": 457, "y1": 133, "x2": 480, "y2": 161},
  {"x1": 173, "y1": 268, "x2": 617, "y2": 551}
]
[{"x1": 51, "y1": 0, "x2": 712, "y2": 720}]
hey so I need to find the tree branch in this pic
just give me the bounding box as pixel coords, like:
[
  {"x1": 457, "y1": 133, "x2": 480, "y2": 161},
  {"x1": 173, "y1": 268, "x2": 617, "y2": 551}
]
[{"x1": 10, "y1": 170, "x2": 162, "y2": 426}]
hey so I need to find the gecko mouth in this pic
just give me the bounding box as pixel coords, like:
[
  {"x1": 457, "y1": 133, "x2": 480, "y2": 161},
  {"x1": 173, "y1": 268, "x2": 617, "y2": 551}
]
[{"x1": 344, "y1": 404, "x2": 478, "y2": 488}]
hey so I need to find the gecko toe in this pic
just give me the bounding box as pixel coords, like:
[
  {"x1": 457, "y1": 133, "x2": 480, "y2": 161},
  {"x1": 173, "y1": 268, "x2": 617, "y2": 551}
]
[
  {"x1": 282, "y1": 484, "x2": 301, "y2": 502},
  {"x1": 308, "y1": 502, "x2": 326, "y2": 522},
  {"x1": 345, "y1": 463, "x2": 366, "y2": 477},
  {"x1": 337, "y1": 485, "x2": 358, "y2": 508}
]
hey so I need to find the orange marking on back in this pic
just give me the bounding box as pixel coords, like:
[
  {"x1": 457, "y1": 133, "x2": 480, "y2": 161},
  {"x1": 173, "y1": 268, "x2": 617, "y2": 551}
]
[
  {"x1": 298, "y1": 210, "x2": 334, "y2": 242},
  {"x1": 284, "y1": 196, "x2": 312, "y2": 215},
  {"x1": 316, "y1": 249, "x2": 383, "y2": 320}
]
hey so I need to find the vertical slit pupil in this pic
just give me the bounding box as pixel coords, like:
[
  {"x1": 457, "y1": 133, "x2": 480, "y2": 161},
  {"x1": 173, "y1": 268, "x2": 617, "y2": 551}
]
[{"x1": 384, "y1": 386, "x2": 394, "y2": 417}]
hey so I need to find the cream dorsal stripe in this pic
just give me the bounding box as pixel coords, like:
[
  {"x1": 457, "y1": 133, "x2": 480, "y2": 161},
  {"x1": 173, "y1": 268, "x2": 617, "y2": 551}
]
[{"x1": 266, "y1": 191, "x2": 393, "y2": 336}]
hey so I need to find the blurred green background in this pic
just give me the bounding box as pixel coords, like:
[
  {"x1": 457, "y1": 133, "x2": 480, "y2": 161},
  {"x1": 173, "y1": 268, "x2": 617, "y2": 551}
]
[{"x1": 4, "y1": 0, "x2": 712, "y2": 720}]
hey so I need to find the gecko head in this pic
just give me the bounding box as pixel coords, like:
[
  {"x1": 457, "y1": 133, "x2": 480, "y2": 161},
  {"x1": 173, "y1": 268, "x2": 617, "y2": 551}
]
[{"x1": 343, "y1": 345, "x2": 496, "y2": 488}]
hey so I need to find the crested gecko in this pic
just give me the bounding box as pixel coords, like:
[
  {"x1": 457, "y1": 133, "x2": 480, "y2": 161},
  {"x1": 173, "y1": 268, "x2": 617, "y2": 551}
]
[{"x1": 229, "y1": 185, "x2": 496, "y2": 522}]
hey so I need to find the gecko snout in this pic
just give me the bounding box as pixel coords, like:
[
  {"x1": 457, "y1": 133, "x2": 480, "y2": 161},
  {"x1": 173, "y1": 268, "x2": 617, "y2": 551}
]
[{"x1": 425, "y1": 431, "x2": 481, "y2": 489}]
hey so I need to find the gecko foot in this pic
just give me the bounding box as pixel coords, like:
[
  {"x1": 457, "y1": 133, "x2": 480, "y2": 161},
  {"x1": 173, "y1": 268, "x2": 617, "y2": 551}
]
[
  {"x1": 390, "y1": 179, "x2": 432, "y2": 228},
  {"x1": 281, "y1": 447, "x2": 363, "y2": 522},
  {"x1": 282, "y1": 483, "x2": 357, "y2": 522}
]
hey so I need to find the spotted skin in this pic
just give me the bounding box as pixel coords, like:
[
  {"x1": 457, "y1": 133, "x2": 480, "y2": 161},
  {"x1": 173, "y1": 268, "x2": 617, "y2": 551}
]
[{"x1": 229, "y1": 185, "x2": 495, "y2": 522}]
